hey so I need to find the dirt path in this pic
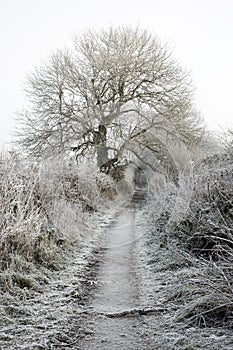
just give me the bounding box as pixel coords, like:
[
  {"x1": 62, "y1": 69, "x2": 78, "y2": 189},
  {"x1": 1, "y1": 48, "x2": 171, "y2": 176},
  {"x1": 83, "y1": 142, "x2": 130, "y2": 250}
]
[
  {"x1": 74, "y1": 197, "x2": 233, "y2": 350},
  {"x1": 78, "y1": 201, "x2": 145, "y2": 349},
  {"x1": 1, "y1": 194, "x2": 233, "y2": 349}
]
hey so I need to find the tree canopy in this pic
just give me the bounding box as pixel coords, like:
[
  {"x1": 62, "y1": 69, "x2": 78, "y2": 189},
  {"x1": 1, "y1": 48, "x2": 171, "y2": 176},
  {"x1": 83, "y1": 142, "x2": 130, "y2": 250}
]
[{"x1": 17, "y1": 26, "x2": 204, "y2": 172}]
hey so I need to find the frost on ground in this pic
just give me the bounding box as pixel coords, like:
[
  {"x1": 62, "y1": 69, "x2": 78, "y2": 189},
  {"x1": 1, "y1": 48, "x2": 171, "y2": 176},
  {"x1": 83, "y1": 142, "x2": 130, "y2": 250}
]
[
  {"x1": 72, "y1": 202, "x2": 233, "y2": 350},
  {"x1": 0, "y1": 153, "x2": 233, "y2": 349},
  {"x1": 1, "y1": 200, "x2": 232, "y2": 350},
  {"x1": 0, "y1": 210, "x2": 115, "y2": 350}
]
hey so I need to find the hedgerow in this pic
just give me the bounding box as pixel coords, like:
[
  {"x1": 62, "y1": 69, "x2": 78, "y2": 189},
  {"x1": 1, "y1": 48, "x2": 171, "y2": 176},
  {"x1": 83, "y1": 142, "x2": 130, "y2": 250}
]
[
  {"x1": 0, "y1": 152, "x2": 118, "y2": 294},
  {"x1": 173, "y1": 151, "x2": 233, "y2": 328}
]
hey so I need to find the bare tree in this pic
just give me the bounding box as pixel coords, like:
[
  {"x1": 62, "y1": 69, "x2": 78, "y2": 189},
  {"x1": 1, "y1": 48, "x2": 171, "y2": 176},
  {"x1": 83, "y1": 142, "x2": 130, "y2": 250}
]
[
  {"x1": 224, "y1": 129, "x2": 233, "y2": 155},
  {"x1": 17, "y1": 27, "x2": 203, "y2": 171}
]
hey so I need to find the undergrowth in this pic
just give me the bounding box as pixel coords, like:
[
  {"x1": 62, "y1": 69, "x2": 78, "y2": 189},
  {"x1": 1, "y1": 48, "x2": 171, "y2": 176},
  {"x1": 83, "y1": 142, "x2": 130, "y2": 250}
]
[
  {"x1": 173, "y1": 151, "x2": 233, "y2": 329},
  {"x1": 0, "y1": 152, "x2": 118, "y2": 295}
]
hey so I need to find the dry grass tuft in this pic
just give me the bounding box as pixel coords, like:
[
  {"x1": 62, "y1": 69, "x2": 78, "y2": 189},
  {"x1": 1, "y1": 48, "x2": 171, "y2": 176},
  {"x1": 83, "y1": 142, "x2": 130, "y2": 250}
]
[
  {"x1": 0, "y1": 152, "x2": 118, "y2": 294},
  {"x1": 173, "y1": 152, "x2": 233, "y2": 328}
]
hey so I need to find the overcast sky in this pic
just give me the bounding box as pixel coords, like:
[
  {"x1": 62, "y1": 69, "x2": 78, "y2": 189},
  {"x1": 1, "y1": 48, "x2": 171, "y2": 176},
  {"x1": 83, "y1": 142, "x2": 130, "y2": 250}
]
[{"x1": 0, "y1": 0, "x2": 233, "y2": 147}]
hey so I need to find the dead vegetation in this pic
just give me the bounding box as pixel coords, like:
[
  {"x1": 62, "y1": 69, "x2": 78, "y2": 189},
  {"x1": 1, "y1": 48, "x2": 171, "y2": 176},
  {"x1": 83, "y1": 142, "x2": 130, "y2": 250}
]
[
  {"x1": 0, "y1": 152, "x2": 118, "y2": 295},
  {"x1": 1, "y1": 139, "x2": 232, "y2": 349},
  {"x1": 172, "y1": 151, "x2": 233, "y2": 329}
]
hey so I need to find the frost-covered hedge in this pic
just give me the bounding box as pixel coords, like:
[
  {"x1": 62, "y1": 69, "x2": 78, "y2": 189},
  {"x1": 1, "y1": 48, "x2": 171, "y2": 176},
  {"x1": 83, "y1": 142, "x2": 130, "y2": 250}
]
[
  {"x1": 0, "y1": 153, "x2": 117, "y2": 293},
  {"x1": 174, "y1": 151, "x2": 233, "y2": 328}
]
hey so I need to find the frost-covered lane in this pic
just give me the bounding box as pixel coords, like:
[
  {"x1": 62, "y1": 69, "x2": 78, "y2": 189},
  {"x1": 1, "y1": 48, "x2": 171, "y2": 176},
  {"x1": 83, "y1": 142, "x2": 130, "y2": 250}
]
[
  {"x1": 1, "y1": 193, "x2": 233, "y2": 349},
  {"x1": 79, "y1": 202, "x2": 145, "y2": 349},
  {"x1": 92, "y1": 206, "x2": 139, "y2": 313},
  {"x1": 75, "y1": 196, "x2": 233, "y2": 350}
]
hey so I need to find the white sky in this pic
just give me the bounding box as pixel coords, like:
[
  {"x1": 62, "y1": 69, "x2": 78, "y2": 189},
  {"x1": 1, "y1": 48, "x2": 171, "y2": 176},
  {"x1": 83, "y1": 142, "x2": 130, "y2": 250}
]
[{"x1": 0, "y1": 0, "x2": 233, "y2": 147}]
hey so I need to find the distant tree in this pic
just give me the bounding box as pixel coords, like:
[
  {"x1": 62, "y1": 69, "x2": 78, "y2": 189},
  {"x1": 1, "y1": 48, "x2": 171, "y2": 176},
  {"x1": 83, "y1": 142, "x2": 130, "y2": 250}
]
[
  {"x1": 225, "y1": 129, "x2": 233, "y2": 155},
  {"x1": 17, "y1": 27, "x2": 204, "y2": 172}
]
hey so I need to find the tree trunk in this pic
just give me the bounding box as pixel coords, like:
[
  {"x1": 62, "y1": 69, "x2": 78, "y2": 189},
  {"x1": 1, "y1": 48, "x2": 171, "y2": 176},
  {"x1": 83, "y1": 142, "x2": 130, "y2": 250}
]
[{"x1": 96, "y1": 125, "x2": 108, "y2": 168}]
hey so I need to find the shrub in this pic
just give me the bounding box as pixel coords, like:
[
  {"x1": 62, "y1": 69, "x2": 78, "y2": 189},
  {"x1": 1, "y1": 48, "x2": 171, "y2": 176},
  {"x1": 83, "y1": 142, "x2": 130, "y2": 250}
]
[
  {"x1": 174, "y1": 151, "x2": 233, "y2": 328},
  {"x1": 0, "y1": 152, "x2": 118, "y2": 293}
]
